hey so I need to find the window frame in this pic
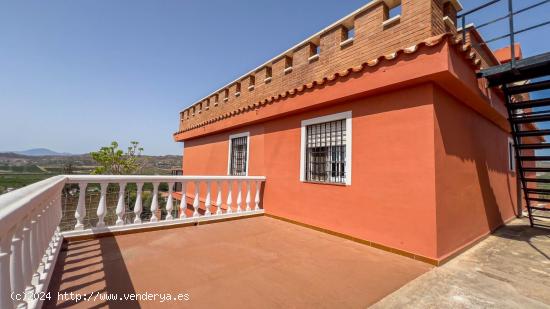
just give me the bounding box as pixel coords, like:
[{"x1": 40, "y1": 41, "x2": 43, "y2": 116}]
[
  {"x1": 227, "y1": 131, "x2": 250, "y2": 176},
  {"x1": 300, "y1": 111, "x2": 352, "y2": 185},
  {"x1": 508, "y1": 137, "x2": 515, "y2": 172}
]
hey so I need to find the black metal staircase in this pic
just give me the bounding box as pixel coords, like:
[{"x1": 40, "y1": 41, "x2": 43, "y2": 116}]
[
  {"x1": 459, "y1": 0, "x2": 550, "y2": 228},
  {"x1": 499, "y1": 74, "x2": 550, "y2": 228}
]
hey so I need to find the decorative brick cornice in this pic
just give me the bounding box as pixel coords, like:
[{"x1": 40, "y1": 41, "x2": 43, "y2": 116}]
[{"x1": 173, "y1": 33, "x2": 482, "y2": 137}]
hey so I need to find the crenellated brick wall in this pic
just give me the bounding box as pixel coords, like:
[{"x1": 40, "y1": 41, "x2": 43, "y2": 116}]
[{"x1": 177, "y1": 0, "x2": 462, "y2": 133}]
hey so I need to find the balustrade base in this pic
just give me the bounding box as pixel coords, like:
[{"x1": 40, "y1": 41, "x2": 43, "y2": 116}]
[{"x1": 62, "y1": 210, "x2": 264, "y2": 240}]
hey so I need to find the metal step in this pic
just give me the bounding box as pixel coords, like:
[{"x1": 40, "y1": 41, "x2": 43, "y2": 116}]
[
  {"x1": 516, "y1": 129, "x2": 550, "y2": 137},
  {"x1": 516, "y1": 143, "x2": 550, "y2": 149},
  {"x1": 510, "y1": 113, "x2": 550, "y2": 123},
  {"x1": 518, "y1": 155, "x2": 550, "y2": 161},
  {"x1": 523, "y1": 167, "x2": 550, "y2": 173},
  {"x1": 524, "y1": 178, "x2": 550, "y2": 183},
  {"x1": 529, "y1": 205, "x2": 550, "y2": 211},
  {"x1": 507, "y1": 80, "x2": 550, "y2": 95},
  {"x1": 509, "y1": 98, "x2": 550, "y2": 109},
  {"x1": 527, "y1": 197, "x2": 550, "y2": 203},
  {"x1": 525, "y1": 188, "x2": 550, "y2": 195}
]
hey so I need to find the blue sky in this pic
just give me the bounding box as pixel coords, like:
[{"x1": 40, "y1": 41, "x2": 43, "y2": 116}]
[{"x1": 1, "y1": 0, "x2": 549, "y2": 155}]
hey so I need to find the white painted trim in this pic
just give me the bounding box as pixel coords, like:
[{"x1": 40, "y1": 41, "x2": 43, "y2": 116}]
[
  {"x1": 284, "y1": 67, "x2": 293, "y2": 74},
  {"x1": 308, "y1": 54, "x2": 319, "y2": 62},
  {"x1": 227, "y1": 131, "x2": 250, "y2": 176},
  {"x1": 443, "y1": 16, "x2": 455, "y2": 28},
  {"x1": 264, "y1": 77, "x2": 272, "y2": 83},
  {"x1": 340, "y1": 37, "x2": 354, "y2": 48},
  {"x1": 382, "y1": 14, "x2": 401, "y2": 27},
  {"x1": 300, "y1": 111, "x2": 352, "y2": 185},
  {"x1": 508, "y1": 137, "x2": 515, "y2": 172}
]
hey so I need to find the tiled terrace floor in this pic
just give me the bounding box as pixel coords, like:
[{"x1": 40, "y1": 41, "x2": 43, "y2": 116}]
[
  {"x1": 373, "y1": 218, "x2": 550, "y2": 308},
  {"x1": 44, "y1": 216, "x2": 431, "y2": 308}
]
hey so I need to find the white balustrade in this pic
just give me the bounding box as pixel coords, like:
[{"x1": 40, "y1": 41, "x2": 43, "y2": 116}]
[
  {"x1": 0, "y1": 176, "x2": 65, "y2": 309},
  {"x1": 134, "y1": 182, "x2": 144, "y2": 224},
  {"x1": 115, "y1": 182, "x2": 126, "y2": 226},
  {"x1": 193, "y1": 181, "x2": 200, "y2": 217},
  {"x1": 96, "y1": 182, "x2": 108, "y2": 227},
  {"x1": 226, "y1": 181, "x2": 233, "y2": 214},
  {"x1": 216, "y1": 181, "x2": 223, "y2": 215},
  {"x1": 236, "y1": 180, "x2": 243, "y2": 213},
  {"x1": 245, "y1": 181, "x2": 251, "y2": 212},
  {"x1": 150, "y1": 182, "x2": 160, "y2": 222},
  {"x1": 74, "y1": 182, "x2": 87, "y2": 230},
  {"x1": 10, "y1": 224, "x2": 25, "y2": 308},
  {"x1": 204, "y1": 181, "x2": 211, "y2": 216},
  {"x1": 255, "y1": 180, "x2": 261, "y2": 211},
  {"x1": 0, "y1": 175, "x2": 266, "y2": 309},
  {"x1": 179, "y1": 181, "x2": 187, "y2": 218},
  {"x1": 166, "y1": 183, "x2": 174, "y2": 220}
]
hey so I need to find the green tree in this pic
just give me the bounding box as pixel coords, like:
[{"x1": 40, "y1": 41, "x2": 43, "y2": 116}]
[{"x1": 90, "y1": 141, "x2": 144, "y2": 175}]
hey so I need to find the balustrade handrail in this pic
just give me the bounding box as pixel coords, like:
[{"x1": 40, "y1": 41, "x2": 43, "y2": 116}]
[
  {"x1": 0, "y1": 175, "x2": 65, "y2": 237},
  {"x1": 65, "y1": 175, "x2": 266, "y2": 182}
]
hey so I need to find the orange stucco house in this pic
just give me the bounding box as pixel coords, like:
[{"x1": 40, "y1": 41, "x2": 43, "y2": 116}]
[{"x1": 173, "y1": 0, "x2": 528, "y2": 265}]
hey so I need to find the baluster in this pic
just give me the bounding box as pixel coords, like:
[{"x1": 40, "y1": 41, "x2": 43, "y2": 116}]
[
  {"x1": 45, "y1": 201, "x2": 54, "y2": 256},
  {"x1": 96, "y1": 182, "x2": 108, "y2": 227},
  {"x1": 150, "y1": 182, "x2": 160, "y2": 222},
  {"x1": 236, "y1": 180, "x2": 242, "y2": 213},
  {"x1": 215, "y1": 180, "x2": 223, "y2": 215},
  {"x1": 75, "y1": 182, "x2": 87, "y2": 230},
  {"x1": 115, "y1": 182, "x2": 126, "y2": 226},
  {"x1": 22, "y1": 217, "x2": 34, "y2": 294},
  {"x1": 10, "y1": 224, "x2": 25, "y2": 308},
  {"x1": 29, "y1": 212, "x2": 40, "y2": 286},
  {"x1": 37, "y1": 207, "x2": 46, "y2": 271},
  {"x1": 179, "y1": 181, "x2": 187, "y2": 219},
  {"x1": 192, "y1": 181, "x2": 200, "y2": 217},
  {"x1": 226, "y1": 181, "x2": 233, "y2": 214},
  {"x1": 0, "y1": 230, "x2": 14, "y2": 309},
  {"x1": 255, "y1": 181, "x2": 261, "y2": 210},
  {"x1": 55, "y1": 193, "x2": 63, "y2": 237},
  {"x1": 134, "y1": 182, "x2": 144, "y2": 224},
  {"x1": 204, "y1": 181, "x2": 211, "y2": 216},
  {"x1": 245, "y1": 181, "x2": 251, "y2": 212},
  {"x1": 166, "y1": 182, "x2": 174, "y2": 220}
]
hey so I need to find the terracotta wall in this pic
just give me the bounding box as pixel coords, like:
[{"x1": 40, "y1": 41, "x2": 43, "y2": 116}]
[
  {"x1": 183, "y1": 81, "x2": 519, "y2": 262},
  {"x1": 433, "y1": 85, "x2": 518, "y2": 260},
  {"x1": 184, "y1": 84, "x2": 439, "y2": 259}
]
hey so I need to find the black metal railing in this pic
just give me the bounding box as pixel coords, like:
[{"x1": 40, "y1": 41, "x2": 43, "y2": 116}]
[{"x1": 458, "y1": 0, "x2": 550, "y2": 68}]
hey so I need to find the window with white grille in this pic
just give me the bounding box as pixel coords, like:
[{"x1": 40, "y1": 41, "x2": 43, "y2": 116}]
[
  {"x1": 300, "y1": 111, "x2": 352, "y2": 185},
  {"x1": 228, "y1": 133, "x2": 249, "y2": 176}
]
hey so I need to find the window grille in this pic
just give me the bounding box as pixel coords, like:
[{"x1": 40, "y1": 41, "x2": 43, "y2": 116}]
[
  {"x1": 230, "y1": 136, "x2": 248, "y2": 176},
  {"x1": 305, "y1": 119, "x2": 346, "y2": 183}
]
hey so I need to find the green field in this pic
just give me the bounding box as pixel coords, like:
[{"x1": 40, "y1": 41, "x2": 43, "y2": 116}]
[
  {"x1": 0, "y1": 173, "x2": 54, "y2": 193},
  {"x1": 0, "y1": 164, "x2": 43, "y2": 173}
]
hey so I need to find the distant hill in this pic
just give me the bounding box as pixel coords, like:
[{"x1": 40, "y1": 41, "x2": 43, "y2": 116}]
[{"x1": 8, "y1": 148, "x2": 73, "y2": 156}]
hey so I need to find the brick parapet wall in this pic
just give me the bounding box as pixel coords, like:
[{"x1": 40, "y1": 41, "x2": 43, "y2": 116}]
[{"x1": 177, "y1": 0, "x2": 462, "y2": 133}]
